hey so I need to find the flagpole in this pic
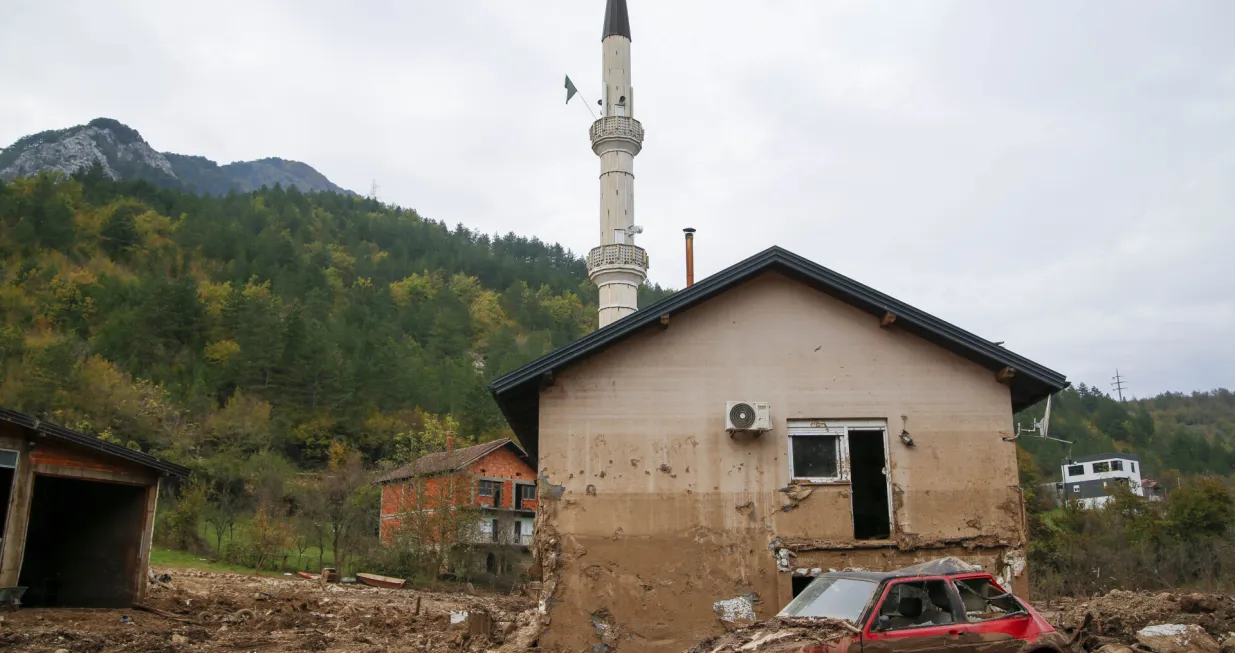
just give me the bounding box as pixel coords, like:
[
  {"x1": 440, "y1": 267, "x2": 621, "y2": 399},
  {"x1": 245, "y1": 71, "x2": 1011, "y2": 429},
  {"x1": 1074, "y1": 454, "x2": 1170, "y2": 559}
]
[{"x1": 565, "y1": 75, "x2": 598, "y2": 120}]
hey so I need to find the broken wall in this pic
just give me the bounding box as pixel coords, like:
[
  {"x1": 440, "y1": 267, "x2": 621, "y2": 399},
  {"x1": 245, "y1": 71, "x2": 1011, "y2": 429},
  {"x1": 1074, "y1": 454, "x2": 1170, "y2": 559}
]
[{"x1": 535, "y1": 271, "x2": 1025, "y2": 653}]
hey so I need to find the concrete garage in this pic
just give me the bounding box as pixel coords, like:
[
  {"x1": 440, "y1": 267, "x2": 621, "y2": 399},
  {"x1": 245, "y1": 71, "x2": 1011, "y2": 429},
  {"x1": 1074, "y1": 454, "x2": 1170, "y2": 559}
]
[{"x1": 0, "y1": 408, "x2": 189, "y2": 608}]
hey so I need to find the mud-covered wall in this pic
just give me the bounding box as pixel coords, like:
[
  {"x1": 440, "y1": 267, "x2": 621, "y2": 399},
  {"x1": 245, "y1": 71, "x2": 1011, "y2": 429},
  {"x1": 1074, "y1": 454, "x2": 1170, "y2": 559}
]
[{"x1": 535, "y1": 271, "x2": 1025, "y2": 653}]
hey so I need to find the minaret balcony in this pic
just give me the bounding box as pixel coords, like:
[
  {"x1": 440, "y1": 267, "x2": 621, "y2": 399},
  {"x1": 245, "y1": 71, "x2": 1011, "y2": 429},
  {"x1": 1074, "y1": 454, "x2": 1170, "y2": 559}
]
[
  {"x1": 587, "y1": 243, "x2": 649, "y2": 275},
  {"x1": 590, "y1": 116, "x2": 644, "y2": 151}
]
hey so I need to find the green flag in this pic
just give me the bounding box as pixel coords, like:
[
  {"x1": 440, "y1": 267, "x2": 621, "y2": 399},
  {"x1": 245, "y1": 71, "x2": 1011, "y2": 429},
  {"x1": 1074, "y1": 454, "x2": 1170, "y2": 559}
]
[{"x1": 565, "y1": 75, "x2": 578, "y2": 104}]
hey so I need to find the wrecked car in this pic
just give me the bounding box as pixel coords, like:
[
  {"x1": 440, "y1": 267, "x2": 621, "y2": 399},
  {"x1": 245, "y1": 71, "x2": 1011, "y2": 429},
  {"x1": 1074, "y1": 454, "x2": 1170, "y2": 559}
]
[{"x1": 776, "y1": 558, "x2": 1067, "y2": 653}]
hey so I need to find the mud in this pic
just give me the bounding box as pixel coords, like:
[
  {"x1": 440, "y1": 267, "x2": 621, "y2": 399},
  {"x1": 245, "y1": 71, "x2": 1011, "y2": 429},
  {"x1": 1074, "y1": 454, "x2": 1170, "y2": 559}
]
[
  {"x1": 0, "y1": 568, "x2": 534, "y2": 653},
  {"x1": 1049, "y1": 589, "x2": 1235, "y2": 651},
  {"x1": 683, "y1": 617, "x2": 856, "y2": 653}
]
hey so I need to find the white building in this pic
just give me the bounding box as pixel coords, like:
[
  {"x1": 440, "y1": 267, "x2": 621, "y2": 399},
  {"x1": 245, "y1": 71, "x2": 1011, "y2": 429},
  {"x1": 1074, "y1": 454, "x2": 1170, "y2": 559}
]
[{"x1": 1058, "y1": 453, "x2": 1143, "y2": 508}]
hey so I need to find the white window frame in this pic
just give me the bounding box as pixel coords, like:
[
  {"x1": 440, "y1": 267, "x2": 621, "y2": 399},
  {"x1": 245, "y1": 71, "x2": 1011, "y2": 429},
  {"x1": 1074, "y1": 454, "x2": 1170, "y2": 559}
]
[
  {"x1": 1072, "y1": 485, "x2": 1080, "y2": 492},
  {"x1": 1110, "y1": 460, "x2": 1124, "y2": 472},
  {"x1": 787, "y1": 419, "x2": 886, "y2": 484}
]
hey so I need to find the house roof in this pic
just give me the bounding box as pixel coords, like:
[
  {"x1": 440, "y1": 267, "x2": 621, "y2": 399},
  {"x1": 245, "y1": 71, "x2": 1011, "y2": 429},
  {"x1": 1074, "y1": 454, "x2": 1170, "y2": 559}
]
[
  {"x1": 489, "y1": 246, "x2": 1069, "y2": 463},
  {"x1": 0, "y1": 407, "x2": 190, "y2": 477},
  {"x1": 1062, "y1": 453, "x2": 1141, "y2": 465},
  {"x1": 378, "y1": 438, "x2": 528, "y2": 484}
]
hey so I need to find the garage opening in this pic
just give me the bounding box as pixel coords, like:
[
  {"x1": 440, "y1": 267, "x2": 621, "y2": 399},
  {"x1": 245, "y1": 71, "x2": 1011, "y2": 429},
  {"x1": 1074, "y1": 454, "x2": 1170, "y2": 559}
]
[
  {"x1": 848, "y1": 429, "x2": 891, "y2": 540},
  {"x1": 19, "y1": 476, "x2": 148, "y2": 607}
]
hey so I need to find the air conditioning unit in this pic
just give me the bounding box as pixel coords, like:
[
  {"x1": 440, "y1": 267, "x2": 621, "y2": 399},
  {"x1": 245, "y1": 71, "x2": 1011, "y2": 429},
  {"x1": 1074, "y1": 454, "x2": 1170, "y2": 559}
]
[{"x1": 726, "y1": 401, "x2": 772, "y2": 433}]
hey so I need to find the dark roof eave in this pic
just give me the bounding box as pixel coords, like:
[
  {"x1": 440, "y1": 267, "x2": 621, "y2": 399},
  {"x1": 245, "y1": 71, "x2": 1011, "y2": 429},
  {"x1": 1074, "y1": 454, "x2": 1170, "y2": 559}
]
[{"x1": 0, "y1": 408, "x2": 190, "y2": 477}]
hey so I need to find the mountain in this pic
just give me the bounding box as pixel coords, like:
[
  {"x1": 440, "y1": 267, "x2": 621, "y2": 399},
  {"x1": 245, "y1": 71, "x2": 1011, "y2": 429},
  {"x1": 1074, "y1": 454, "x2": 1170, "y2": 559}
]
[
  {"x1": 0, "y1": 169, "x2": 671, "y2": 470},
  {"x1": 0, "y1": 118, "x2": 351, "y2": 195}
]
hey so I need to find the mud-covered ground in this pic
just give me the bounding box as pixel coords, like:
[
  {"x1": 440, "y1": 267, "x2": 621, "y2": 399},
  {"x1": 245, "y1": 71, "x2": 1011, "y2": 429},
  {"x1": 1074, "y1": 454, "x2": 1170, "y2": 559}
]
[
  {"x1": 0, "y1": 568, "x2": 537, "y2": 653},
  {"x1": 1046, "y1": 589, "x2": 1235, "y2": 651}
]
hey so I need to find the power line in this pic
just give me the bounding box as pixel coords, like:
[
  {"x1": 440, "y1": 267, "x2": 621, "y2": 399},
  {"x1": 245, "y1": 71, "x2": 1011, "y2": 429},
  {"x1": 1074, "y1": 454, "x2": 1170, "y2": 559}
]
[{"x1": 1111, "y1": 369, "x2": 1127, "y2": 402}]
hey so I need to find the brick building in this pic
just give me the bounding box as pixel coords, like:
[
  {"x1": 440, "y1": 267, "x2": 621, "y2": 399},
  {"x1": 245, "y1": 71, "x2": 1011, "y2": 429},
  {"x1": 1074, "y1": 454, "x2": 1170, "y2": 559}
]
[
  {"x1": 0, "y1": 407, "x2": 189, "y2": 608},
  {"x1": 378, "y1": 439, "x2": 536, "y2": 572}
]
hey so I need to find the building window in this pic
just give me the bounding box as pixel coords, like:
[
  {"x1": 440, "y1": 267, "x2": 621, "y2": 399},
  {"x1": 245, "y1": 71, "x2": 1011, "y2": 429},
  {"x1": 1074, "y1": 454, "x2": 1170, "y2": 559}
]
[
  {"x1": 1110, "y1": 460, "x2": 1124, "y2": 472},
  {"x1": 1092, "y1": 461, "x2": 1111, "y2": 473},
  {"x1": 1067, "y1": 465, "x2": 1084, "y2": 477},
  {"x1": 1072, "y1": 485, "x2": 1080, "y2": 493},
  {"x1": 519, "y1": 484, "x2": 536, "y2": 502},
  {"x1": 1131, "y1": 462, "x2": 1137, "y2": 473},
  {"x1": 788, "y1": 422, "x2": 850, "y2": 482},
  {"x1": 478, "y1": 480, "x2": 497, "y2": 497}
]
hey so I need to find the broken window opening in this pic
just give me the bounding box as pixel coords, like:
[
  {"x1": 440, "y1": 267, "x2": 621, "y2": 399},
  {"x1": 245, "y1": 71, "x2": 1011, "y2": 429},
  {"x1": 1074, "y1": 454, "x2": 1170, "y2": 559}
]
[
  {"x1": 849, "y1": 429, "x2": 891, "y2": 540},
  {"x1": 1093, "y1": 461, "x2": 1111, "y2": 473},
  {"x1": 953, "y1": 577, "x2": 1024, "y2": 622},
  {"x1": 874, "y1": 579, "x2": 958, "y2": 631},
  {"x1": 791, "y1": 575, "x2": 814, "y2": 598},
  {"x1": 1067, "y1": 464, "x2": 1084, "y2": 477}
]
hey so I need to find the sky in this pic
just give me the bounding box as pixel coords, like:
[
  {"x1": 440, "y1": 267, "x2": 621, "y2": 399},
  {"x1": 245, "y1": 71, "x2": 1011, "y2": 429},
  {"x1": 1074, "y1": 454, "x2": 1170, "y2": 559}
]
[{"x1": 2, "y1": 0, "x2": 1233, "y2": 397}]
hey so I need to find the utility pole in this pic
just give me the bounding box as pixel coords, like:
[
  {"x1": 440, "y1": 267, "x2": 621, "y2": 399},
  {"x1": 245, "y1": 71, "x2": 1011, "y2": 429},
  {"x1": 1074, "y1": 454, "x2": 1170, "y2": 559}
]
[{"x1": 1111, "y1": 369, "x2": 1127, "y2": 402}]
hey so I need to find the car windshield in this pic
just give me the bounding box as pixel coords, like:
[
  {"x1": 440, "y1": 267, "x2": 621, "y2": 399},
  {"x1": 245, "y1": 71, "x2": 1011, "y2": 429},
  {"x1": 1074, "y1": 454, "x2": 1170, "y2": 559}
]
[{"x1": 780, "y1": 576, "x2": 879, "y2": 621}]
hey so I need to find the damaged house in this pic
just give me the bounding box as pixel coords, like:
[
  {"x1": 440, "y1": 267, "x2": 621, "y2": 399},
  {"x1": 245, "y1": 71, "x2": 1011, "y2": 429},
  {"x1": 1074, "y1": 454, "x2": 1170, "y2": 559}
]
[
  {"x1": 489, "y1": 246, "x2": 1068, "y2": 652},
  {"x1": 0, "y1": 408, "x2": 189, "y2": 608},
  {"x1": 378, "y1": 438, "x2": 537, "y2": 576}
]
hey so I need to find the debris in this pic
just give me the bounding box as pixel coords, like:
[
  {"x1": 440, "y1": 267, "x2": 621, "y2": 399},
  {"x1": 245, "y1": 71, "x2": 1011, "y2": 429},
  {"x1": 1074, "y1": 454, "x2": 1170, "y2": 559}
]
[
  {"x1": 357, "y1": 572, "x2": 406, "y2": 589},
  {"x1": 451, "y1": 610, "x2": 469, "y2": 625},
  {"x1": 713, "y1": 596, "x2": 757, "y2": 626},
  {"x1": 1136, "y1": 624, "x2": 1220, "y2": 653}
]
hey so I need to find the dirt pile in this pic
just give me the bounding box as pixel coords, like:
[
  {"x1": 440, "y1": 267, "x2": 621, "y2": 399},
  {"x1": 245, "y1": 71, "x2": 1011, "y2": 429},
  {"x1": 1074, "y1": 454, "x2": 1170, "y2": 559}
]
[
  {"x1": 683, "y1": 618, "x2": 856, "y2": 653},
  {"x1": 0, "y1": 568, "x2": 536, "y2": 653},
  {"x1": 1049, "y1": 589, "x2": 1235, "y2": 652}
]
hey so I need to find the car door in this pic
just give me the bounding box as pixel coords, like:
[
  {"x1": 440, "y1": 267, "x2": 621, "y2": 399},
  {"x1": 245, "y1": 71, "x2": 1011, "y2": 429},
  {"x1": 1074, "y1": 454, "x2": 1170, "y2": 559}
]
[
  {"x1": 860, "y1": 577, "x2": 965, "y2": 653},
  {"x1": 947, "y1": 575, "x2": 1043, "y2": 653}
]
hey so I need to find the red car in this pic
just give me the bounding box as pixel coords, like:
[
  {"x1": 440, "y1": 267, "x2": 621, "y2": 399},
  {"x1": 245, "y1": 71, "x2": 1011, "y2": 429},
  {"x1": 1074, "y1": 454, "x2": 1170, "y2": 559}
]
[{"x1": 778, "y1": 558, "x2": 1068, "y2": 653}]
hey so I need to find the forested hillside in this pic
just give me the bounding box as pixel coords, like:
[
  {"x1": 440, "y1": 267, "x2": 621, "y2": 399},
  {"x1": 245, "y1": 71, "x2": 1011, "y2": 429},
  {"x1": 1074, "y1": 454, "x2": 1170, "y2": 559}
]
[
  {"x1": 1016, "y1": 384, "x2": 1235, "y2": 484},
  {"x1": 0, "y1": 167, "x2": 670, "y2": 472}
]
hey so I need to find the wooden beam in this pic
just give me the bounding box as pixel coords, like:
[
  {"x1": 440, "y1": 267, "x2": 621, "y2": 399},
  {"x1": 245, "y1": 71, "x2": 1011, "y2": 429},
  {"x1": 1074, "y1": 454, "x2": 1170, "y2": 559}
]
[
  {"x1": 880, "y1": 312, "x2": 897, "y2": 329},
  {"x1": 996, "y1": 367, "x2": 1016, "y2": 384},
  {"x1": 659, "y1": 314, "x2": 671, "y2": 329}
]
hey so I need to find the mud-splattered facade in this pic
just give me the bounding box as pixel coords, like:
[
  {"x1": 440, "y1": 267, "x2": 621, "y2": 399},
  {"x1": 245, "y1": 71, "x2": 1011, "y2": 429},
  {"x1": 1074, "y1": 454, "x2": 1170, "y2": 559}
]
[{"x1": 491, "y1": 248, "x2": 1067, "y2": 653}]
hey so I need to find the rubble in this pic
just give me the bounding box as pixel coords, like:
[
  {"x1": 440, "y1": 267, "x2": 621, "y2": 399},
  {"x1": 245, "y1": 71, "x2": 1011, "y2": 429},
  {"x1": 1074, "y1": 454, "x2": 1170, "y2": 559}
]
[
  {"x1": 683, "y1": 617, "x2": 856, "y2": 653},
  {"x1": 1053, "y1": 589, "x2": 1235, "y2": 653},
  {"x1": 0, "y1": 567, "x2": 534, "y2": 652}
]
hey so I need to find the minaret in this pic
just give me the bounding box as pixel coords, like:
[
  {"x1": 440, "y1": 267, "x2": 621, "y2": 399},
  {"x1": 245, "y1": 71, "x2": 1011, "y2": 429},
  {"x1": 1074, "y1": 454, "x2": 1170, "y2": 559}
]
[{"x1": 587, "y1": 0, "x2": 648, "y2": 328}]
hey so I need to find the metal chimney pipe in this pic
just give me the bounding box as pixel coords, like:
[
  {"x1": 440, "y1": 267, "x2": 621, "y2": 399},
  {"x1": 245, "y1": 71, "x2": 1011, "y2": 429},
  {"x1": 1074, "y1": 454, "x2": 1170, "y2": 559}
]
[{"x1": 683, "y1": 228, "x2": 696, "y2": 287}]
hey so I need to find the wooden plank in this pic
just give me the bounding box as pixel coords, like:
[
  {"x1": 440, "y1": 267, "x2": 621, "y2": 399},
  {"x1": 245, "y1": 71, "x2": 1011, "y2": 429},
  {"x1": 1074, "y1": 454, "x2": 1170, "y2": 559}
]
[{"x1": 880, "y1": 312, "x2": 897, "y2": 328}]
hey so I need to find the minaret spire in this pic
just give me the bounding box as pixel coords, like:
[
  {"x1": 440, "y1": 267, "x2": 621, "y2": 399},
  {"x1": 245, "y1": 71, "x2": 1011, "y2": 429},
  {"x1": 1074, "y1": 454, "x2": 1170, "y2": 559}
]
[
  {"x1": 603, "y1": 0, "x2": 631, "y2": 40},
  {"x1": 587, "y1": 0, "x2": 647, "y2": 328}
]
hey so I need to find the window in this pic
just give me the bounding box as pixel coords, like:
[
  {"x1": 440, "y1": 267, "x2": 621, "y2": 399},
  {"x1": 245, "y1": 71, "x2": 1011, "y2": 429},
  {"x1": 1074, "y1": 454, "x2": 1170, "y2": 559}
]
[
  {"x1": 477, "y1": 480, "x2": 497, "y2": 497},
  {"x1": 1092, "y1": 461, "x2": 1111, "y2": 473},
  {"x1": 1067, "y1": 465, "x2": 1084, "y2": 477},
  {"x1": 1072, "y1": 485, "x2": 1080, "y2": 493},
  {"x1": 519, "y1": 484, "x2": 536, "y2": 502},
  {"x1": 1110, "y1": 460, "x2": 1124, "y2": 472},
  {"x1": 953, "y1": 577, "x2": 1024, "y2": 622},
  {"x1": 788, "y1": 420, "x2": 876, "y2": 482},
  {"x1": 873, "y1": 580, "x2": 958, "y2": 631},
  {"x1": 1132, "y1": 462, "x2": 1137, "y2": 473}
]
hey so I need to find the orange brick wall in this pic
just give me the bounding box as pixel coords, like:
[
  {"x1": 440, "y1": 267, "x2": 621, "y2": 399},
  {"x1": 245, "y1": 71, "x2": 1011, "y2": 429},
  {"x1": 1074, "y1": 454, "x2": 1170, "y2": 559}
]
[
  {"x1": 379, "y1": 444, "x2": 537, "y2": 540},
  {"x1": 466, "y1": 446, "x2": 537, "y2": 511}
]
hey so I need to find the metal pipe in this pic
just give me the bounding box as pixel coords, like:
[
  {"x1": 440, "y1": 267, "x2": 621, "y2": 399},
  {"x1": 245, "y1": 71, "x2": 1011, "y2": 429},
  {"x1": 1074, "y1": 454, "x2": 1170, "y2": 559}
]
[{"x1": 683, "y1": 228, "x2": 696, "y2": 287}]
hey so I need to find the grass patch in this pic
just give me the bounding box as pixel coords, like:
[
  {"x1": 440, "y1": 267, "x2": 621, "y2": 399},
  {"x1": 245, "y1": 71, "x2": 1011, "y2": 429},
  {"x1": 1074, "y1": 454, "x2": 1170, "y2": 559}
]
[{"x1": 150, "y1": 546, "x2": 285, "y2": 576}]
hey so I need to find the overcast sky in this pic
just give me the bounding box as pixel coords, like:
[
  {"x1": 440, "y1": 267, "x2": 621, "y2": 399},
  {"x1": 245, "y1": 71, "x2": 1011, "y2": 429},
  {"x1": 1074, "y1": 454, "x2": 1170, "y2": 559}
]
[{"x1": 3, "y1": 0, "x2": 1233, "y2": 397}]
